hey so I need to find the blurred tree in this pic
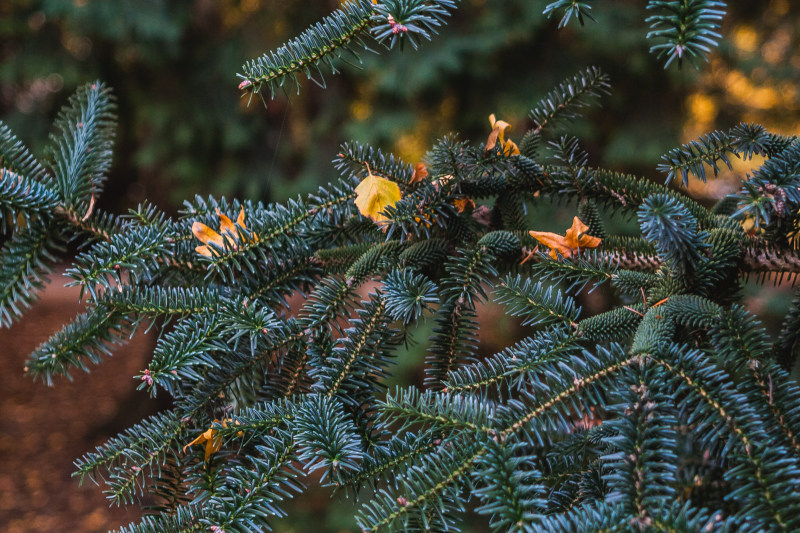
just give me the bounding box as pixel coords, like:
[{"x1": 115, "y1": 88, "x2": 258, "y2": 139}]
[{"x1": 2, "y1": 1, "x2": 797, "y2": 215}]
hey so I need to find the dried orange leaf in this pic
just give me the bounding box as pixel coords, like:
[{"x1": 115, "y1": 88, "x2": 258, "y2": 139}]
[
  {"x1": 528, "y1": 216, "x2": 601, "y2": 260},
  {"x1": 183, "y1": 424, "x2": 223, "y2": 461},
  {"x1": 453, "y1": 197, "x2": 476, "y2": 213},
  {"x1": 192, "y1": 221, "x2": 224, "y2": 248},
  {"x1": 410, "y1": 162, "x2": 429, "y2": 184},
  {"x1": 216, "y1": 208, "x2": 236, "y2": 238}
]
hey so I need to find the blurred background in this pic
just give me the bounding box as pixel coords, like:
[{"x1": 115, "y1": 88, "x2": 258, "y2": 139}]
[{"x1": 1, "y1": 0, "x2": 799, "y2": 531}]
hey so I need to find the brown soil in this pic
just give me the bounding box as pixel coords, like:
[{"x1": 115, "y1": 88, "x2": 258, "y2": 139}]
[{"x1": 0, "y1": 271, "x2": 165, "y2": 532}]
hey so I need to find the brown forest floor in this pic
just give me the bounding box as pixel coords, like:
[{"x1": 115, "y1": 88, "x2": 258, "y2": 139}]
[{"x1": 0, "y1": 271, "x2": 165, "y2": 532}]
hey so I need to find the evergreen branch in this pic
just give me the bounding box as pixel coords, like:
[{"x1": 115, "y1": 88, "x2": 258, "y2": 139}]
[
  {"x1": 638, "y1": 193, "x2": 707, "y2": 271},
  {"x1": 146, "y1": 314, "x2": 224, "y2": 396},
  {"x1": 741, "y1": 246, "x2": 800, "y2": 275},
  {"x1": 0, "y1": 120, "x2": 50, "y2": 184},
  {"x1": 67, "y1": 226, "x2": 174, "y2": 299},
  {"x1": 529, "y1": 67, "x2": 610, "y2": 134},
  {"x1": 444, "y1": 327, "x2": 578, "y2": 394},
  {"x1": 472, "y1": 438, "x2": 545, "y2": 530},
  {"x1": 113, "y1": 505, "x2": 205, "y2": 533},
  {"x1": 317, "y1": 293, "x2": 389, "y2": 396},
  {"x1": 335, "y1": 140, "x2": 414, "y2": 192},
  {"x1": 98, "y1": 285, "x2": 222, "y2": 317},
  {"x1": 529, "y1": 502, "x2": 629, "y2": 532},
  {"x1": 24, "y1": 307, "x2": 133, "y2": 383},
  {"x1": 73, "y1": 410, "x2": 185, "y2": 505},
  {"x1": 205, "y1": 433, "x2": 302, "y2": 532},
  {"x1": 602, "y1": 362, "x2": 678, "y2": 524},
  {"x1": 357, "y1": 439, "x2": 481, "y2": 532},
  {"x1": 730, "y1": 140, "x2": 800, "y2": 227},
  {"x1": 178, "y1": 324, "x2": 305, "y2": 417},
  {"x1": 238, "y1": 0, "x2": 376, "y2": 98},
  {"x1": 646, "y1": 0, "x2": 726, "y2": 68},
  {"x1": 426, "y1": 236, "x2": 510, "y2": 387},
  {"x1": 299, "y1": 275, "x2": 358, "y2": 333},
  {"x1": 382, "y1": 387, "x2": 495, "y2": 433},
  {"x1": 0, "y1": 168, "x2": 59, "y2": 221},
  {"x1": 383, "y1": 268, "x2": 438, "y2": 324},
  {"x1": 296, "y1": 395, "x2": 363, "y2": 481},
  {"x1": 371, "y1": 0, "x2": 459, "y2": 50},
  {"x1": 335, "y1": 430, "x2": 441, "y2": 492},
  {"x1": 495, "y1": 274, "x2": 581, "y2": 329},
  {"x1": 53, "y1": 205, "x2": 120, "y2": 242},
  {"x1": 46, "y1": 80, "x2": 116, "y2": 205},
  {"x1": 543, "y1": 1, "x2": 596, "y2": 28},
  {"x1": 658, "y1": 124, "x2": 766, "y2": 186},
  {"x1": 521, "y1": 250, "x2": 617, "y2": 293},
  {"x1": 499, "y1": 344, "x2": 636, "y2": 439},
  {"x1": 652, "y1": 346, "x2": 799, "y2": 530},
  {"x1": 0, "y1": 221, "x2": 64, "y2": 327},
  {"x1": 578, "y1": 305, "x2": 645, "y2": 343},
  {"x1": 776, "y1": 287, "x2": 800, "y2": 370}
]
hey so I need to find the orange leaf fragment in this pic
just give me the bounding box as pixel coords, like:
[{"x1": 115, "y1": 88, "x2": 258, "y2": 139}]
[
  {"x1": 192, "y1": 207, "x2": 257, "y2": 257},
  {"x1": 410, "y1": 162, "x2": 429, "y2": 184},
  {"x1": 453, "y1": 197, "x2": 476, "y2": 213},
  {"x1": 528, "y1": 216, "x2": 602, "y2": 261},
  {"x1": 183, "y1": 424, "x2": 223, "y2": 461},
  {"x1": 183, "y1": 419, "x2": 243, "y2": 461}
]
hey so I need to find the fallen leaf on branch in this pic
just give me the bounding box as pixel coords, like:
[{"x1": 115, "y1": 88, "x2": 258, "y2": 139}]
[{"x1": 354, "y1": 164, "x2": 402, "y2": 223}]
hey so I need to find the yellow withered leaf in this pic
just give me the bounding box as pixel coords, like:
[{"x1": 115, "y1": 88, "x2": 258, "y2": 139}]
[
  {"x1": 354, "y1": 165, "x2": 402, "y2": 223},
  {"x1": 486, "y1": 113, "x2": 520, "y2": 156}
]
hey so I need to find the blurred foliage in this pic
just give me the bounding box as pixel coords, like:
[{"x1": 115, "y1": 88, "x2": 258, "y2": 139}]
[{"x1": 1, "y1": 0, "x2": 797, "y2": 214}]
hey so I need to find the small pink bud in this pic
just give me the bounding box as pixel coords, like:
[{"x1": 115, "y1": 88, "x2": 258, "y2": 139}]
[{"x1": 238, "y1": 79, "x2": 252, "y2": 90}]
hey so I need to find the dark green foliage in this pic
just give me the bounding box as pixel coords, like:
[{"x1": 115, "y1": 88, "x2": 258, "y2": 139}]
[
  {"x1": 4, "y1": 2, "x2": 800, "y2": 532},
  {"x1": 646, "y1": 1, "x2": 726, "y2": 67},
  {"x1": 658, "y1": 122, "x2": 795, "y2": 186},
  {"x1": 543, "y1": 1, "x2": 596, "y2": 29},
  {"x1": 238, "y1": 0, "x2": 376, "y2": 99},
  {"x1": 528, "y1": 67, "x2": 610, "y2": 134}
]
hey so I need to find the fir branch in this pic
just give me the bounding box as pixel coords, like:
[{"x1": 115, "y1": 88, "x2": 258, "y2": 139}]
[
  {"x1": 444, "y1": 327, "x2": 578, "y2": 395},
  {"x1": 495, "y1": 274, "x2": 581, "y2": 329},
  {"x1": 543, "y1": 1, "x2": 596, "y2": 28},
  {"x1": 0, "y1": 120, "x2": 50, "y2": 184},
  {"x1": 0, "y1": 168, "x2": 59, "y2": 222},
  {"x1": 371, "y1": 0, "x2": 459, "y2": 50},
  {"x1": 113, "y1": 505, "x2": 205, "y2": 533},
  {"x1": 73, "y1": 410, "x2": 185, "y2": 506},
  {"x1": 529, "y1": 67, "x2": 610, "y2": 134},
  {"x1": 46, "y1": 81, "x2": 116, "y2": 206},
  {"x1": 646, "y1": 0, "x2": 726, "y2": 68},
  {"x1": 24, "y1": 306, "x2": 133, "y2": 384},
  {"x1": 0, "y1": 221, "x2": 64, "y2": 327},
  {"x1": 238, "y1": 0, "x2": 376, "y2": 98}
]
